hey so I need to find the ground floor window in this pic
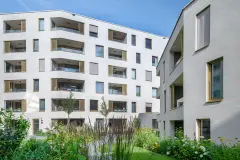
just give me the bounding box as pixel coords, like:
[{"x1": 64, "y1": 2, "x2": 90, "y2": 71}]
[
  {"x1": 197, "y1": 119, "x2": 211, "y2": 140},
  {"x1": 33, "y1": 119, "x2": 39, "y2": 135}
]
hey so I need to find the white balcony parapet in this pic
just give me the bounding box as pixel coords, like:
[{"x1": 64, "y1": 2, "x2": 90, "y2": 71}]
[
  {"x1": 5, "y1": 30, "x2": 22, "y2": 33},
  {"x1": 52, "y1": 27, "x2": 81, "y2": 34},
  {"x1": 177, "y1": 97, "x2": 184, "y2": 108},
  {"x1": 56, "y1": 47, "x2": 83, "y2": 54},
  {"x1": 52, "y1": 67, "x2": 79, "y2": 73},
  {"x1": 112, "y1": 74, "x2": 126, "y2": 78},
  {"x1": 109, "y1": 56, "x2": 122, "y2": 60}
]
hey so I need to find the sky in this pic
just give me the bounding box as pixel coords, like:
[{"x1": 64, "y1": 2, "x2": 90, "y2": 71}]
[{"x1": 0, "y1": 0, "x2": 190, "y2": 37}]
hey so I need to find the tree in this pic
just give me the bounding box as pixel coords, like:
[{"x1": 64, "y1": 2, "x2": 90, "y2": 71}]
[
  {"x1": 99, "y1": 96, "x2": 109, "y2": 119},
  {"x1": 61, "y1": 92, "x2": 76, "y2": 129}
]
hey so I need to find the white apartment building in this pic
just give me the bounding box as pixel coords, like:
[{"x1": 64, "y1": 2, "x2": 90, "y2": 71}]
[
  {"x1": 0, "y1": 10, "x2": 167, "y2": 135},
  {"x1": 157, "y1": 0, "x2": 240, "y2": 142}
]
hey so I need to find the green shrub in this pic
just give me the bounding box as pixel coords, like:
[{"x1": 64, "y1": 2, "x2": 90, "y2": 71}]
[{"x1": 134, "y1": 128, "x2": 159, "y2": 151}]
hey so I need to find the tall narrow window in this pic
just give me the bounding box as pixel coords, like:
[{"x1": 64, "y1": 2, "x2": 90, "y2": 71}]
[
  {"x1": 146, "y1": 103, "x2": 152, "y2": 112},
  {"x1": 96, "y1": 81, "x2": 104, "y2": 94},
  {"x1": 89, "y1": 25, "x2": 98, "y2": 37},
  {"x1": 33, "y1": 39, "x2": 39, "y2": 52},
  {"x1": 163, "y1": 121, "x2": 166, "y2": 131},
  {"x1": 90, "y1": 100, "x2": 98, "y2": 111},
  {"x1": 197, "y1": 119, "x2": 211, "y2": 140},
  {"x1": 145, "y1": 71, "x2": 152, "y2": 82},
  {"x1": 152, "y1": 119, "x2": 158, "y2": 129},
  {"x1": 136, "y1": 86, "x2": 141, "y2": 97},
  {"x1": 152, "y1": 88, "x2": 157, "y2": 98},
  {"x1": 39, "y1": 59, "x2": 45, "y2": 72},
  {"x1": 132, "y1": 102, "x2": 136, "y2": 113},
  {"x1": 39, "y1": 99, "x2": 45, "y2": 111},
  {"x1": 132, "y1": 35, "x2": 136, "y2": 46},
  {"x1": 145, "y1": 38, "x2": 152, "y2": 49},
  {"x1": 90, "y1": 62, "x2": 98, "y2": 75},
  {"x1": 33, "y1": 79, "x2": 39, "y2": 92},
  {"x1": 96, "y1": 45, "x2": 104, "y2": 57},
  {"x1": 136, "y1": 53, "x2": 141, "y2": 64},
  {"x1": 207, "y1": 58, "x2": 223, "y2": 101},
  {"x1": 163, "y1": 61, "x2": 165, "y2": 83},
  {"x1": 164, "y1": 90, "x2": 166, "y2": 112},
  {"x1": 152, "y1": 56, "x2": 158, "y2": 66},
  {"x1": 132, "y1": 69, "x2": 136, "y2": 80},
  {"x1": 33, "y1": 119, "x2": 39, "y2": 135},
  {"x1": 197, "y1": 6, "x2": 210, "y2": 50},
  {"x1": 39, "y1": 18, "x2": 44, "y2": 31}
]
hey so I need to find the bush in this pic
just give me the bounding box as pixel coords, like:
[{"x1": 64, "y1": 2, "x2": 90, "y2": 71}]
[
  {"x1": 134, "y1": 128, "x2": 159, "y2": 151},
  {"x1": 0, "y1": 110, "x2": 30, "y2": 159}
]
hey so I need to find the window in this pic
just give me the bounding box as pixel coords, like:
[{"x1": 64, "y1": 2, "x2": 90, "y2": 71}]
[
  {"x1": 196, "y1": 6, "x2": 210, "y2": 50},
  {"x1": 207, "y1": 58, "x2": 223, "y2": 101},
  {"x1": 96, "y1": 118, "x2": 104, "y2": 129},
  {"x1": 33, "y1": 119, "x2": 39, "y2": 135},
  {"x1": 132, "y1": 102, "x2": 136, "y2": 113},
  {"x1": 163, "y1": 61, "x2": 165, "y2": 83},
  {"x1": 145, "y1": 71, "x2": 152, "y2": 82},
  {"x1": 146, "y1": 103, "x2": 152, "y2": 112},
  {"x1": 89, "y1": 25, "x2": 98, "y2": 37},
  {"x1": 96, "y1": 45, "x2": 104, "y2": 57},
  {"x1": 164, "y1": 90, "x2": 166, "y2": 112},
  {"x1": 136, "y1": 86, "x2": 141, "y2": 97},
  {"x1": 96, "y1": 82, "x2": 104, "y2": 94},
  {"x1": 39, "y1": 59, "x2": 45, "y2": 72},
  {"x1": 145, "y1": 38, "x2": 152, "y2": 49},
  {"x1": 132, "y1": 69, "x2": 136, "y2": 80},
  {"x1": 136, "y1": 53, "x2": 141, "y2": 64},
  {"x1": 132, "y1": 35, "x2": 136, "y2": 46},
  {"x1": 90, "y1": 62, "x2": 98, "y2": 75},
  {"x1": 39, "y1": 18, "x2": 44, "y2": 31},
  {"x1": 39, "y1": 99, "x2": 45, "y2": 111},
  {"x1": 152, "y1": 88, "x2": 157, "y2": 98},
  {"x1": 33, "y1": 39, "x2": 39, "y2": 52},
  {"x1": 90, "y1": 100, "x2": 98, "y2": 111},
  {"x1": 197, "y1": 119, "x2": 210, "y2": 140},
  {"x1": 163, "y1": 121, "x2": 165, "y2": 131},
  {"x1": 152, "y1": 119, "x2": 158, "y2": 129},
  {"x1": 152, "y1": 56, "x2": 158, "y2": 66},
  {"x1": 33, "y1": 79, "x2": 39, "y2": 91}
]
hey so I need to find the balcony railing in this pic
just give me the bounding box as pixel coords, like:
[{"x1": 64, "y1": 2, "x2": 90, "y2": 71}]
[
  {"x1": 52, "y1": 27, "x2": 81, "y2": 34},
  {"x1": 109, "y1": 56, "x2": 122, "y2": 60},
  {"x1": 112, "y1": 74, "x2": 126, "y2": 78},
  {"x1": 6, "y1": 68, "x2": 22, "y2": 73},
  {"x1": 56, "y1": 87, "x2": 83, "y2": 92},
  {"x1": 53, "y1": 67, "x2": 79, "y2": 73},
  {"x1": 5, "y1": 30, "x2": 22, "y2": 33},
  {"x1": 10, "y1": 48, "x2": 26, "y2": 53},
  {"x1": 113, "y1": 108, "x2": 127, "y2": 112},
  {"x1": 6, "y1": 107, "x2": 22, "y2": 112},
  {"x1": 56, "y1": 47, "x2": 83, "y2": 54},
  {"x1": 12, "y1": 88, "x2": 26, "y2": 92},
  {"x1": 109, "y1": 89, "x2": 123, "y2": 95}
]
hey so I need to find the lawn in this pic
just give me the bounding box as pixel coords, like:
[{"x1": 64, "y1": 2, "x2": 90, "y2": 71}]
[{"x1": 131, "y1": 147, "x2": 174, "y2": 160}]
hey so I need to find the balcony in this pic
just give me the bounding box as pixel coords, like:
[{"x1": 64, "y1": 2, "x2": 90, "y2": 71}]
[
  {"x1": 5, "y1": 100, "x2": 26, "y2": 112},
  {"x1": 4, "y1": 20, "x2": 26, "y2": 33},
  {"x1": 109, "y1": 101, "x2": 127, "y2": 112},
  {"x1": 4, "y1": 40, "x2": 26, "y2": 53},
  {"x1": 170, "y1": 74, "x2": 183, "y2": 110},
  {"x1": 51, "y1": 38, "x2": 84, "y2": 54},
  {"x1": 52, "y1": 58, "x2": 84, "y2": 73},
  {"x1": 52, "y1": 99, "x2": 85, "y2": 111},
  {"x1": 108, "y1": 29, "x2": 127, "y2": 44},
  {"x1": 5, "y1": 60, "x2": 26, "y2": 73},
  {"x1": 4, "y1": 80, "x2": 26, "y2": 93},
  {"x1": 51, "y1": 78, "x2": 84, "y2": 92},
  {"x1": 109, "y1": 83, "x2": 127, "y2": 95},
  {"x1": 108, "y1": 48, "x2": 127, "y2": 61},
  {"x1": 52, "y1": 119, "x2": 84, "y2": 127},
  {"x1": 51, "y1": 17, "x2": 84, "y2": 34},
  {"x1": 108, "y1": 65, "x2": 127, "y2": 78}
]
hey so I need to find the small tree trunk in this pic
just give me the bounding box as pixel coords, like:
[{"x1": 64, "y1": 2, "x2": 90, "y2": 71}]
[{"x1": 67, "y1": 113, "x2": 70, "y2": 131}]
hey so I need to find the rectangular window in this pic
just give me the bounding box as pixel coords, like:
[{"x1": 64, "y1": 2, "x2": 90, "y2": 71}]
[
  {"x1": 197, "y1": 119, "x2": 211, "y2": 140},
  {"x1": 207, "y1": 58, "x2": 223, "y2": 101},
  {"x1": 146, "y1": 103, "x2": 152, "y2": 112},
  {"x1": 33, "y1": 39, "x2": 39, "y2": 52},
  {"x1": 90, "y1": 62, "x2": 98, "y2": 75},
  {"x1": 39, "y1": 99, "x2": 45, "y2": 111},
  {"x1": 39, "y1": 59, "x2": 45, "y2": 72},
  {"x1": 33, "y1": 119, "x2": 39, "y2": 135},
  {"x1": 197, "y1": 6, "x2": 210, "y2": 50},
  {"x1": 132, "y1": 35, "x2": 136, "y2": 46},
  {"x1": 145, "y1": 71, "x2": 152, "y2": 82},
  {"x1": 33, "y1": 79, "x2": 39, "y2": 92},
  {"x1": 96, "y1": 45, "x2": 104, "y2": 57},
  {"x1": 90, "y1": 100, "x2": 98, "y2": 111},
  {"x1": 163, "y1": 121, "x2": 165, "y2": 131},
  {"x1": 145, "y1": 38, "x2": 152, "y2": 49},
  {"x1": 132, "y1": 102, "x2": 136, "y2": 113},
  {"x1": 136, "y1": 86, "x2": 141, "y2": 97},
  {"x1": 152, "y1": 119, "x2": 158, "y2": 129},
  {"x1": 163, "y1": 61, "x2": 165, "y2": 83},
  {"x1": 89, "y1": 25, "x2": 98, "y2": 37},
  {"x1": 39, "y1": 18, "x2": 44, "y2": 31},
  {"x1": 132, "y1": 69, "x2": 136, "y2": 80},
  {"x1": 164, "y1": 90, "x2": 166, "y2": 112},
  {"x1": 152, "y1": 88, "x2": 157, "y2": 98},
  {"x1": 136, "y1": 53, "x2": 141, "y2": 64},
  {"x1": 96, "y1": 81, "x2": 104, "y2": 94},
  {"x1": 152, "y1": 56, "x2": 158, "y2": 66}
]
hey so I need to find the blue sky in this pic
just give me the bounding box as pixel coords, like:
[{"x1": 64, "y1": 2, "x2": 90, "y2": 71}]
[{"x1": 1, "y1": 0, "x2": 190, "y2": 37}]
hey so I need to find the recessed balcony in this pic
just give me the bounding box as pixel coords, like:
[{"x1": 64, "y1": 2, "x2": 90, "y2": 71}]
[
  {"x1": 51, "y1": 78, "x2": 84, "y2": 92},
  {"x1": 51, "y1": 17, "x2": 84, "y2": 34},
  {"x1": 4, "y1": 40, "x2": 26, "y2": 53},
  {"x1": 108, "y1": 47, "x2": 127, "y2": 61},
  {"x1": 108, "y1": 29, "x2": 127, "y2": 44},
  {"x1": 108, "y1": 83, "x2": 127, "y2": 95},
  {"x1": 4, "y1": 80, "x2": 26, "y2": 93},
  {"x1": 52, "y1": 58, "x2": 84, "y2": 73},
  {"x1": 109, "y1": 101, "x2": 127, "y2": 112},
  {"x1": 52, "y1": 119, "x2": 85, "y2": 127},
  {"x1": 5, "y1": 60, "x2": 26, "y2": 73},
  {"x1": 108, "y1": 65, "x2": 127, "y2": 78},
  {"x1": 51, "y1": 38, "x2": 84, "y2": 54},
  {"x1": 5, "y1": 100, "x2": 26, "y2": 112},
  {"x1": 51, "y1": 99, "x2": 85, "y2": 111},
  {"x1": 170, "y1": 74, "x2": 183, "y2": 109},
  {"x1": 4, "y1": 20, "x2": 26, "y2": 33}
]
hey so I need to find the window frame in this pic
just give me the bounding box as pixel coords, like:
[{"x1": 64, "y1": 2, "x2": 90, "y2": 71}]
[
  {"x1": 136, "y1": 53, "x2": 141, "y2": 64},
  {"x1": 145, "y1": 70, "x2": 152, "y2": 82},
  {"x1": 132, "y1": 102, "x2": 136, "y2": 113},
  {"x1": 152, "y1": 87, "x2": 157, "y2": 98},
  {"x1": 38, "y1": 18, "x2": 44, "y2": 31},
  {"x1": 95, "y1": 45, "x2": 104, "y2": 58},
  {"x1": 145, "y1": 38, "x2": 152, "y2": 49},
  {"x1": 132, "y1": 68, "x2": 136, "y2": 80},
  {"x1": 89, "y1": 24, "x2": 98, "y2": 38},
  {"x1": 33, "y1": 39, "x2": 39, "y2": 52},
  {"x1": 131, "y1": 35, "x2": 136, "y2": 46},
  {"x1": 152, "y1": 56, "x2": 158, "y2": 66},
  {"x1": 197, "y1": 119, "x2": 211, "y2": 140},
  {"x1": 136, "y1": 86, "x2": 141, "y2": 97},
  {"x1": 39, "y1": 99, "x2": 45, "y2": 112},
  {"x1": 33, "y1": 79, "x2": 39, "y2": 92},
  {"x1": 89, "y1": 62, "x2": 99, "y2": 75},
  {"x1": 145, "y1": 103, "x2": 152, "y2": 113},
  {"x1": 90, "y1": 100, "x2": 98, "y2": 111},
  {"x1": 96, "y1": 81, "x2": 104, "y2": 94},
  {"x1": 39, "y1": 59, "x2": 45, "y2": 72}
]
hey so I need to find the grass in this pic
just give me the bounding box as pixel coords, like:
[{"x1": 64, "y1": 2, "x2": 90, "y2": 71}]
[{"x1": 131, "y1": 147, "x2": 174, "y2": 160}]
